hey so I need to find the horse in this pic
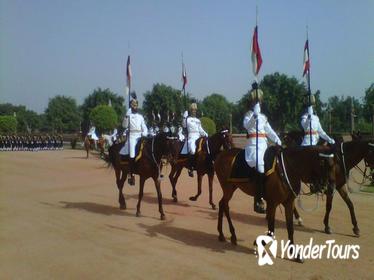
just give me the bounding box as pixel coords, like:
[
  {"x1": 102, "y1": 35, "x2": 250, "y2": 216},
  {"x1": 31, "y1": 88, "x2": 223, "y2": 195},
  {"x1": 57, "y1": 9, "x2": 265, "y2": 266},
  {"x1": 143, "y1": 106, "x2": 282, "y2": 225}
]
[
  {"x1": 283, "y1": 131, "x2": 374, "y2": 236},
  {"x1": 107, "y1": 132, "x2": 178, "y2": 220},
  {"x1": 168, "y1": 129, "x2": 233, "y2": 209},
  {"x1": 293, "y1": 139, "x2": 374, "y2": 236},
  {"x1": 214, "y1": 144, "x2": 336, "y2": 262}
]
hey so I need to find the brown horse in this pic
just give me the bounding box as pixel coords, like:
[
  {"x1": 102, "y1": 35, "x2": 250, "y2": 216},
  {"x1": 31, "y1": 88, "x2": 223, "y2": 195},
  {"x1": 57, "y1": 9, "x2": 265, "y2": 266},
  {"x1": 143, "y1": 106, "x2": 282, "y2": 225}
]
[
  {"x1": 168, "y1": 129, "x2": 233, "y2": 209},
  {"x1": 293, "y1": 139, "x2": 374, "y2": 236},
  {"x1": 214, "y1": 145, "x2": 335, "y2": 262},
  {"x1": 84, "y1": 136, "x2": 105, "y2": 158},
  {"x1": 108, "y1": 132, "x2": 178, "y2": 220}
]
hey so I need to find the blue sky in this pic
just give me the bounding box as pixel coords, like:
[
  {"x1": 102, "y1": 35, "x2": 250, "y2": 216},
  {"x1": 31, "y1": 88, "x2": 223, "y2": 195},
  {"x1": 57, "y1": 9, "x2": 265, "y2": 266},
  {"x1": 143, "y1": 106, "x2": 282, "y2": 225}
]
[{"x1": 0, "y1": 0, "x2": 373, "y2": 113}]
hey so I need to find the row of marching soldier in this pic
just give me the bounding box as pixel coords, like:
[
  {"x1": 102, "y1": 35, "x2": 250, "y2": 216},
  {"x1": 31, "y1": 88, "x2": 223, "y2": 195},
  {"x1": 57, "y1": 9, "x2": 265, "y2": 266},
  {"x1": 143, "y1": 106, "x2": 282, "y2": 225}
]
[{"x1": 0, "y1": 134, "x2": 64, "y2": 151}]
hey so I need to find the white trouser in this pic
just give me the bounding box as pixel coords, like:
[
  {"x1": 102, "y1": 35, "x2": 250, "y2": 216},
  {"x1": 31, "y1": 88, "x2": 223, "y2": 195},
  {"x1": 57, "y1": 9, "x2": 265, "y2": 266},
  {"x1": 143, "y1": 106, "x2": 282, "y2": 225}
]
[
  {"x1": 119, "y1": 133, "x2": 141, "y2": 158},
  {"x1": 187, "y1": 133, "x2": 200, "y2": 155},
  {"x1": 245, "y1": 141, "x2": 267, "y2": 173}
]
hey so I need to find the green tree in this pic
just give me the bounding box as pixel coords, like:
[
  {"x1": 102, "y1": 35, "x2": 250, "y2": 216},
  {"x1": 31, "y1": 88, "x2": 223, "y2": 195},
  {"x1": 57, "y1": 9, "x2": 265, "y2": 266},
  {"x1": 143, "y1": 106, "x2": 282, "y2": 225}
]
[
  {"x1": 232, "y1": 72, "x2": 323, "y2": 132},
  {"x1": 0, "y1": 103, "x2": 41, "y2": 133},
  {"x1": 143, "y1": 83, "x2": 186, "y2": 125},
  {"x1": 200, "y1": 117, "x2": 216, "y2": 136},
  {"x1": 199, "y1": 94, "x2": 232, "y2": 130},
  {"x1": 326, "y1": 95, "x2": 365, "y2": 133},
  {"x1": 89, "y1": 105, "x2": 118, "y2": 133},
  {"x1": 363, "y1": 83, "x2": 374, "y2": 123},
  {"x1": 0, "y1": 115, "x2": 17, "y2": 134},
  {"x1": 45, "y1": 95, "x2": 81, "y2": 133},
  {"x1": 81, "y1": 88, "x2": 124, "y2": 133}
]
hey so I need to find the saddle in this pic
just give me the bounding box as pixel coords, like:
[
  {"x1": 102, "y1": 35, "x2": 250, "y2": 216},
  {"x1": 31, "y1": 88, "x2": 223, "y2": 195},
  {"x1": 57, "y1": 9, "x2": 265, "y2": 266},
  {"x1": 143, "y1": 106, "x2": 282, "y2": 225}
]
[
  {"x1": 227, "y1": 148, "x2": 278, "y2": 183},
  {"x1": 119, "y1": 138, "x2": 146, "y2": 165}
]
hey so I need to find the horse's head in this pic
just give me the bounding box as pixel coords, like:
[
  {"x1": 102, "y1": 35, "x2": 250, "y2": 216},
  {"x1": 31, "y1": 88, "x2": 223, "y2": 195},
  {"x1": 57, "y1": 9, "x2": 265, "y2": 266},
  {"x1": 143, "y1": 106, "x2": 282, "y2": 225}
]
[
  {"x1": 152, "y1": 132, "x2": 180, "y2": 163},
  {"x1": 282, "y1": 131, "x2": 303, "y2": 147},
  {"x1": 364, "y1": 141, "x2": 374, "y2": 167},
  {"x1": 219, "y1": 129, "x2": 233, "y2": 150}
]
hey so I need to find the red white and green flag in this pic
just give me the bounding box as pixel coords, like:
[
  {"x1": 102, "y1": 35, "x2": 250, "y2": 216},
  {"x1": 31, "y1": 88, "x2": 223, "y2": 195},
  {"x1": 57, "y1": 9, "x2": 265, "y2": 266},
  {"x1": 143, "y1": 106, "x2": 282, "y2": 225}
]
[
  {"x1": 303, "y1": 40, "x2": 310, "y2": 77},
  {"x1": 126, "y1": 55, "x2": 132, "y2": 89},
  {"x1": 251, "y1": 25, "x2": 262, "y2": 76},
  {"x1": 182, "y1": 62, "x2": 187, "y2": 90}
]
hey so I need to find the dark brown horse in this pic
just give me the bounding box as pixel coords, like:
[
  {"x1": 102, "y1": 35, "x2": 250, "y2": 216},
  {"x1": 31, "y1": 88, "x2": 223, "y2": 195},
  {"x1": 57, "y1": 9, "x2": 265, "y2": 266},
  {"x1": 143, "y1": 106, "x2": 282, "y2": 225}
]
[
  {"x1": 108, "y1": 132, "x2": 178, "y2": 220},
  {"x1": 214, "y1": 145, "x2": 335, "y2": 262},
  {"x1": 168, "y1": 129, "x2": 233, "y2": 209},
  {"x1": 293, "y1": 139, "x2": 374, "y2": 236}
]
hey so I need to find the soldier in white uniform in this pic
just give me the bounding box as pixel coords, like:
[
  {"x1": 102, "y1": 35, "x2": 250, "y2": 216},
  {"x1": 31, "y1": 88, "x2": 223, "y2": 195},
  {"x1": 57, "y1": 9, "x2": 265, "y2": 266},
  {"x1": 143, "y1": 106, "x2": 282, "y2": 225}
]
[
  {"x1": 87, "y1": 126, "x2": 99, "y2": 149},
  {"x1": 301, "y1": 95, "x2": 335, "y2": 146},
  {"x1": 183, "y1": 103, "x2": 208, "y2": 177},
  {"x1": 120, "y1": 97, "x2": 148, "y2": 185},
  {"x1": 243, "y1": 83, "x2": 282, "y2": 214}
]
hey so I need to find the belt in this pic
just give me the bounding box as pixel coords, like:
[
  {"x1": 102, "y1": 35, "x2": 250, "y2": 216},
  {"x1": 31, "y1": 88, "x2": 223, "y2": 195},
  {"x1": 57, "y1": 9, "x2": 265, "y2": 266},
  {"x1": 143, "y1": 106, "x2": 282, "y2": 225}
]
[
  {"x1": 129, "y1": 130, "x2": 142, "y2": 133},
  {"x1": 247, "y1": 133, "x2": 267, "y2": 138},
  {"x1": 304, "y1": 130, "x2": 318, "y2": 135}
]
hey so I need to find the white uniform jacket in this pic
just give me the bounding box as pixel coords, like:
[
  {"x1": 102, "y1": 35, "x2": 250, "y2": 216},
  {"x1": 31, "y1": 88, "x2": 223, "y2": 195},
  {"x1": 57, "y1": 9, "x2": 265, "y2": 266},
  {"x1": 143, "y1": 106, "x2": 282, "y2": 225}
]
[
  {"x1": 301, "y1": 107, "x2": 334, "y2": 146},
  {"x1": 120, "y1": 110, "x2": 148, "y2": 158},
  {"x1": 243, "y1": 107, "x2": 281, "y2": 173},
  {"x1": 182, "y1": 115, "x2": 208, "y2": 154}
]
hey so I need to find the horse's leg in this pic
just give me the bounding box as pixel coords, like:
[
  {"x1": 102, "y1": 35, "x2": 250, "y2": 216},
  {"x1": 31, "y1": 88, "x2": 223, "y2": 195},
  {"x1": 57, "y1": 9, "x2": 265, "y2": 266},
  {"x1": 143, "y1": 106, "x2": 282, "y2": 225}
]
[
  {"x1": 208, "y1": 172, "x2": 216, "y2": 210},
  {"x1": 323, "y1": 193, "x2": 334, "y2": 234},
  {"x1": 169, "y1": 165, "x2": 182, "y2": 202},
  {"x1": 189, "y1": 173, "x2": 203, "y2": 201},
  {"x1": 284, "y1": 199, "x2": 303, "y2": 263},
  {"x1": 116, "y1": 168, "x2": 126, "y2": 209},
  {"x1": 154, "y1": 177, "x2": 166, "y2": 220},
  {"x1": 136, "y1": 176, "x2": 145, "y2": 217},
  {"x1": 222, "y1": 185, "x2": 237, "y2": 245},
  {"x1": 337, "y1": 187, "x2": 360, "y2": 236},
  {"x1": 293, "y1": 207, "x2": 303, "y2": 226},
  {"x1": 217, "y1": 197, "x2": 226, "y2": 242}
]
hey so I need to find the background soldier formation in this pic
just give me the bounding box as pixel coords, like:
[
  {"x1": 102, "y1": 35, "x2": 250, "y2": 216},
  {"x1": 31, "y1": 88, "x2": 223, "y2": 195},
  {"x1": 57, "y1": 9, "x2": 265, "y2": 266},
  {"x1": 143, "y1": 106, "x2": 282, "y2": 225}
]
[{"x1": 0, "y1": 134, "x2": 63, "y2": 151}]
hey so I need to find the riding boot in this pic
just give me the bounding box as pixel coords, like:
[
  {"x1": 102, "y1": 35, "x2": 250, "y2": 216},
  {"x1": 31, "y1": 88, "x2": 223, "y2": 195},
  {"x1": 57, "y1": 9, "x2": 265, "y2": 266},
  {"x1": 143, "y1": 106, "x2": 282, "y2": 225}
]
[
  {"x1": 188, "y1": 154, "x2": 195, "y2": 177},
  {"x1": 128, "y1": 158, "x2": 135, "y2": 186},
  {"x1": 254, "y1": 172, "x2": 266, "y2": 214}
]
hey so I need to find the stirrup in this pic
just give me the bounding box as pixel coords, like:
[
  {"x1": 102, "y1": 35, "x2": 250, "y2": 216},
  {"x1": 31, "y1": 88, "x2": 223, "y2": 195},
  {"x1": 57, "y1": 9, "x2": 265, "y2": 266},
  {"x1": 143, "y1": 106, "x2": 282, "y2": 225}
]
[
  {"x1": 128, "y1": 175, "x2": 135, "y2": 186},
  {"x1": 188, "y1": 169, "x2": 194, "y2": 177},
  {"x1": 254, "y1": 200, "x2": 266, "y2": 214}
]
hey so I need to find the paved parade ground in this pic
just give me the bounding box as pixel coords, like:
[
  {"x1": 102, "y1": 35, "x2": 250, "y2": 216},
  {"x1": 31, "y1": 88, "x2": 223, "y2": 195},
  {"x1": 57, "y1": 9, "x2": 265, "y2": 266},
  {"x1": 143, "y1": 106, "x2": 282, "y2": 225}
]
[{"x1": 1, "y1": 149, "x2": 374, "y2": 279}]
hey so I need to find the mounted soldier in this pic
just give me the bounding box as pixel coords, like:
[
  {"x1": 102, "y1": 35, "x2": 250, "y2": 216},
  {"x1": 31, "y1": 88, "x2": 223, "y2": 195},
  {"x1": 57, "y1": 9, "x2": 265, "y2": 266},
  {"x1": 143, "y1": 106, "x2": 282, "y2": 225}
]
[
  {"x1": 119, "y1": 93, "x2": 148, "y2": 185},
  {"x1": 182, "y1": 103, "x2": 208, "y2": 177},
  {"x1": 87, "y1": 126, "x2": 99, "y2": 149},
  {"x1": 243, "y1": 82, "x2": 282, "y2": 214},
  {"x1": 301, "y1": 94, "x2": 335, "y2": 146}
]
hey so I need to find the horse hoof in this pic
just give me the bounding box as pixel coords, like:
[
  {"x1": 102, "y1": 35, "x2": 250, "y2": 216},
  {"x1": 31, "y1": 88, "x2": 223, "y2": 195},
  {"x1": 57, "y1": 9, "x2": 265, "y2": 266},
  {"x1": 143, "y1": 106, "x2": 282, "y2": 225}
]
[
  {"x1": 297, "y1": 218, "x2": 304, "y2": 226},
  {"x1": 189, "y1": 196, "x2": 197, "y2": 201},
  {"x1": 160, "y1": 214, "x2": 166, "y2": 220},
  {"x1": 353, "y1": 227, "x2": 360, "y2": 237},
  {"x1": 136, "y1": 211, "x2": 141, "y2": 217},
  {"x1": 230, "y1": 236, "x2": 237, "y2": 245},
  {"x1": 295, "y1": 254, "x2": 304, "y2": 264},
  {"x1": 173, "y1": 197, "x2": 178, "y2": 203},
  {"x1": 120, "y1": 204, "x2": 126, "y2": 210},
  {"x1": 211, "y1": 204, "x2": 216, "y2": 210},
  {"x1": 218, "y1": 235, "x2": 226, "y2": 242},
  {"x1": 324, "y1": 226, "x2": 332, "y2": 234}
]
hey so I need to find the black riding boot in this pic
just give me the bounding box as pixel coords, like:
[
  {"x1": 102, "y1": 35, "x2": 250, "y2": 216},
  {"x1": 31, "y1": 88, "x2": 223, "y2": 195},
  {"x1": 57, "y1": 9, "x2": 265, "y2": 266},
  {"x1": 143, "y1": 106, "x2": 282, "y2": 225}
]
[
  {"x1": 254, "y1": 172, "x2": 266, "y2": 214},
  {"x1": 188, "y1": 154, "x2": 195, "y2": 177},
  {"x1": 128, "y1": 158, "x2": 135, "y2": 186}
]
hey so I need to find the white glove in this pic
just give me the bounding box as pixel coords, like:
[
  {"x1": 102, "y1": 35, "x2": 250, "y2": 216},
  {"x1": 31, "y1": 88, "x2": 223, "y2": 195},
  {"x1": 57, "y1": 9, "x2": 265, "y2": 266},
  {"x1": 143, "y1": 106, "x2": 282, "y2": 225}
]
[
  {"x1": 183, "y1": 111, "x2": 188, "y2": 118},
  {"x1": 253, "y1": 103, "x2": 261, "y2": 115},
  {"x1": 328, "y1": 138, "x2": 335, "y2": 145},
  {"x1": 307, "y1": 106, "x2": 313, "y2": 116},
  {"x1": 276, "y1": 139, "x2": 282, "y2": 146},
  {"x1": 126, "y1": 108, "x2": 132, "y2": 116}
]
